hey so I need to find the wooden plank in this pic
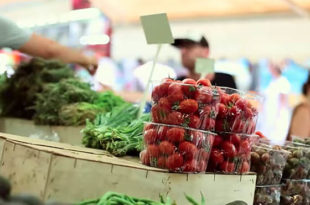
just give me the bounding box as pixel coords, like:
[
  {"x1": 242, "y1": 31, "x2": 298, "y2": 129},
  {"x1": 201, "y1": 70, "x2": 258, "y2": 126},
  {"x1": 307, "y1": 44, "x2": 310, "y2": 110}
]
[
  {"x1": 0, "y1": 142, "x2": 51, "y2": 198},
  {"x1": 0, "y1": 118, "x2": 83, "y2": 146}
]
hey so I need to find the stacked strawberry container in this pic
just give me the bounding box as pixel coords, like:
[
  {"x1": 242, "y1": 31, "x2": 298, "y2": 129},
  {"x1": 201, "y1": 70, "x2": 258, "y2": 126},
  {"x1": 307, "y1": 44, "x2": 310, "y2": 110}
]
[{"x1": 140, "y1": 78, "x2": 261, "y2": 174}]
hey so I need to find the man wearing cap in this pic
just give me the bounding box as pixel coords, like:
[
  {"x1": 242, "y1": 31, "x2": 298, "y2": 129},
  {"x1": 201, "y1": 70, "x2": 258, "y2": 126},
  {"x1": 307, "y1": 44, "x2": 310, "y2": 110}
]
[{"x1": 172, "y1": 33, "x2": 237, "y2": 89}]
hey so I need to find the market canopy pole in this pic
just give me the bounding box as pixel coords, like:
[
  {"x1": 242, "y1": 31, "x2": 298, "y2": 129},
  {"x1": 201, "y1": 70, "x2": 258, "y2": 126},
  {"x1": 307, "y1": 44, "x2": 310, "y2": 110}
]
[{"x1": 138, "y1": 13, "x2": 174, "y2": 118}]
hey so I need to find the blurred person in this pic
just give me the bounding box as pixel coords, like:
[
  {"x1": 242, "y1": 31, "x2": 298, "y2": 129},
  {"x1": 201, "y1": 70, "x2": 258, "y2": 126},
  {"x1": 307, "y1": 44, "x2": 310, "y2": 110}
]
[
  {"x1": 0, "y1": 16, "x2": 97, "y2": 74},
  {"x1": 171, "y1": 32, "x2": 237, "y2": 88},
  {"x1": 287, "y1": 73, "x2": 310, "y2": 140},
  {"x1": 257, "y1": 62, "x2": 291, "y2": 145}
]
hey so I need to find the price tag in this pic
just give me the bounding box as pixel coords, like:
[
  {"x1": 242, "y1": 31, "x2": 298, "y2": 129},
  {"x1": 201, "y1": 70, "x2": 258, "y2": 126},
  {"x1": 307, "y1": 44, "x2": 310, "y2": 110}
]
[
  {"x1": 195, "y1": 58, "x2": 215, "y2": 77},
  {"x1": 140, "y1": 13, "x2": 174, "y2": 44}
]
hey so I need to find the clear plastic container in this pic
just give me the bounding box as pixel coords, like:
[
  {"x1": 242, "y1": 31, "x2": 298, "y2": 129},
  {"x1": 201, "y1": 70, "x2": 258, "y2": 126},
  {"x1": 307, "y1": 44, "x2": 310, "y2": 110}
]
[
  {"x1": 215, "y1": 87, "x2": 262, "y2": 134},
  {"x1": 280, "y1": 179, "x2": 310, "y2": 205},
  {"x1": 151, "y1": 79, "x2": 220, "y2": 131},
  {"x1": 254, "y1": 185, "x2": 281, "y2": 205},
  {"x1": 292, "y1": 136, "x2": 310, "y2": 146},
  {"x1": 251, "y1": 144, "x2": 290, "y2": 185},
  {"x1": 207, "y1": 132, "x2": 258, "y2": 174},
  {"x1": 282, "y1": 144, "x2": 310, "y2": 179},
  {"x1": 141, "y1": 122, "x2": 215, "y2": 173}
]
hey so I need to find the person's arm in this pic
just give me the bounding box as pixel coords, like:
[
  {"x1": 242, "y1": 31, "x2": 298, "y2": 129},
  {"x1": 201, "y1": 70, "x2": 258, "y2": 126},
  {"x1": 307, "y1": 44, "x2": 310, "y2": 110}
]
[
  {"x1": 19, "y1": 33, "x2": 97, "y2": 74},
  {"x1": 289, "y1": 105, "x2": 310, "y2": 138}
]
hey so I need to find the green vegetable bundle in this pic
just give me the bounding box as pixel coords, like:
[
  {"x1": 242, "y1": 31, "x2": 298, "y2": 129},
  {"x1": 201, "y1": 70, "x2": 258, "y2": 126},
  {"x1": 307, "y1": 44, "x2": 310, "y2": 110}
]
[
  {"x1": 82, "y1": 104, "x2": 149, "y2": 156},
  {"x1": 33, "y1": 78, "x2": 98, "y2": 125},
  {"x1": 79, "y1": 192, "x2": 176, "y2": 205},
  {"x1": 0, "y1": 57, "x2": 74, "y2": 118}
]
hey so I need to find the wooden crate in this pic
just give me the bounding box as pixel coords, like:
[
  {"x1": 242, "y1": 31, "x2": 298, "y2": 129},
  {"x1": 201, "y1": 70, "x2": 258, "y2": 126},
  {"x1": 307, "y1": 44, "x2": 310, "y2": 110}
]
[
  {"x1": 0, "y1": 117, "x2": 83, "y2": 146},
  {"x1": 0, "y1": 133, "x2": 256, "y2": 205}
]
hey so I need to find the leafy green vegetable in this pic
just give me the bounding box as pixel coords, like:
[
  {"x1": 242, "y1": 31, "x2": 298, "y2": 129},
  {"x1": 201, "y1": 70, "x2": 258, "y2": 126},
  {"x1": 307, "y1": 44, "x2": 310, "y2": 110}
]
[
  {"x1": 78, "y1": 192, "x2": 175, "y2": 205},
  {"x1": 0, "y1": 58, "x2": 126, "y2": 126},
  {"x1": 0, "y1": 57, "x2": 74, "y2": 119},
  {"x1": 33, "y1": 79, "x2": 97, "y2": 125},
  {"x1": 82, "y1": 104, "x2": 149, "y2": 156}
]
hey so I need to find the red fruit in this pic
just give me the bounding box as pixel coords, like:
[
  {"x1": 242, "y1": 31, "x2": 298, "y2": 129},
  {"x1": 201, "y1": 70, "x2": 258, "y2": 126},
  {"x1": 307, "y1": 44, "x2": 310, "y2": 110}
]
[
  {"x1": 229, "y1": 93, "x2": 241, "y2": 104},
  {"x1": 160, "y1": 78, "x2": 174, "y2": 93},
  {"x1": 239, "y1": 139, "x2": 251, "y2": 154},
  {"x1": 144, "y1": 128, "x2": 158, "y2": 145},
  {"x1": 220, "y1": 161, "x2": 235, "y2": 172},
  {"x1": 201, "y1": 117, "x2": 215, "y2": 130},
  {"x1": 230, "y1": 134, "x2": 241, "y2": 147},
  {"x1": 215, "y1": 119, "x2": 230, "y2": 132},
  {"x1": 151, "y1": 105, "x2": 160, "y2": 123},
  {"x1": 182, "y1": 78, "x2": 197, "y2": 98},
  {"x1": 218, "y1": 103, "x2": 227, "y2": 118},
  {"x1": 147, "y1": 145, "x2": 160, "y2": 158},
  {"x1": 179, "y1": 99, "x2": 198, "y2": 114},
  {"x1": 228, "y1": 106, "x2": 240, "y2": 117},
  {"x1": 166, "y1": 127, "x2": 185, "y2": 143},
  {"x1": 158, "y1": 97, "x2": 171, "y2": 110},
  {"x1": 188, "y1": 115, "x2": 200, "y2": 129},
  {"x1": 197, "y1": 148, "x2": 209, "y2": 161},
  {"x1": 197, "y1": 79, "x2": 211, "y2": 87},
  {"x1": 197, "y1": 160, "x2": 207, "y2": 172},
  {"x1": 151, "y1": 105, "x2": 169, "y2": 123},
  {"x1": 240, "y1": 161, "x2": 250, "y2": 173},
  {"x1": 235, "y1": 99, "x2": 247, "y2": 110},
  {"x1": 159, "y1": 141, "x2": 175, "y2": 156},
  {"x1": 191, "y1": 131, "x2": 204, "y2": 148},
  {"x1": 158, "y1": 126, "x2": 169, "y2": 141},
  {"x1": 166, "y1": 153, "x2": 184, "y2": 170},
  {"x1": 157, "y1": 156, "x2": 167, "y2": 168},
  {"x1": 244, "y1": 107, "x2": 253, "y2": 119},
  {"x1": 144, "y1": 123, "x2": 155, "y2": 131},
  {"x1": 220, "y1": 93, "x2": 230, "y2": 105},
  {"x1": 246, "y1": 120, "x2": 256, "y2": 134},
  {"x1": 201, "y1": 106, "x2": 211, "y2": 116},
  {"x1": 140, "y1": 150, "x2": 150, "y2": 165},
  {"x1": 167, "y1": 83, "x2": 184, "y2": 103},
  {"x1": 213, "y1": 135, "x2": 223, "y2": 147},
  {"x1": 255, "y1": 131, "x2": 266, "y2": 139},
  {"x1": 151, "y1": 85, "x2": 162, "y2": 102},
  {"x1": 167, "y1": 111, "x2": 183, "y2": 125},
  {"x1": 182, "y1": 78, "x2": 196, "y2": 85},
  {"x1": 222, "y1": 141, "x2": 237, "y2": 158},
  {"x1": 183, "y1": 159, "x2": 197, "y2": 172},
  {"x1": 179, "y1": 141, "x2": 198, "y2": 161},
  {"x1": 210, "y1": 149, "x2": 224, "y2": 165},
  {"x1": 231, "y1": 118, "x2": 245, "y2": 133},
  {"x1": 195, "y1": 87, "x2": 212, "y2": 104}
]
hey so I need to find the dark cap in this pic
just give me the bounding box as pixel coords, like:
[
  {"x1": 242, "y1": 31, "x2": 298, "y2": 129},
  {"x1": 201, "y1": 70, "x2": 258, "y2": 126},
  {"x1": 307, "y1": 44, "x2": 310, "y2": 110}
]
[{"x1": 172, "y1": 32, "x2": 209, "y2": 48}]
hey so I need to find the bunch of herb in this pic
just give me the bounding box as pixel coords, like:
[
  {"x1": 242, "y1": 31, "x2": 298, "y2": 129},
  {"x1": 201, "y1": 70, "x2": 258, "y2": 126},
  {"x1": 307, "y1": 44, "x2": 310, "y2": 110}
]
[
  {"x1": 33, "y1": 78, "x2": 97, "y2": 125},
  {"x1": 82, "y1": 104, "x2": 149, "y2": 156},
  {"x1": 0, "y1": 57, "x2": 74, "y2": 118}
]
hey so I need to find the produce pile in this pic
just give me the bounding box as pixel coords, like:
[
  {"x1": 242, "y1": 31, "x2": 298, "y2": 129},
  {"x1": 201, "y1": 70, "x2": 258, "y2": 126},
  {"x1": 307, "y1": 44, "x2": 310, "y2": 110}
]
[
  {"x1": 254, "y1": 185, "x2": 281, "y2": 205},
  {"x1": 82, "y1": 103, "x2": 150, "y2": 156},
  {"x1": 141, "y1": 122, "x2": 214, "y2": 172},
  {"x1": 142, "y1": 78, "x2": 260, "y2": 173},
  {"x1": 79, "y1": 191, "x2": 247, "y2": 205},
  {"x1": 280, "y1": 179, "x2": 310, "y2": 205},
  {"x1": 251, "y1": 138, "x2": 310, "y2": 205},
  {"x1": 251, "y1": 144, "x2": 289, "y2": 185},
  {"x1": 0, "y1": 57, "x2": 125, "y2": 126}
]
